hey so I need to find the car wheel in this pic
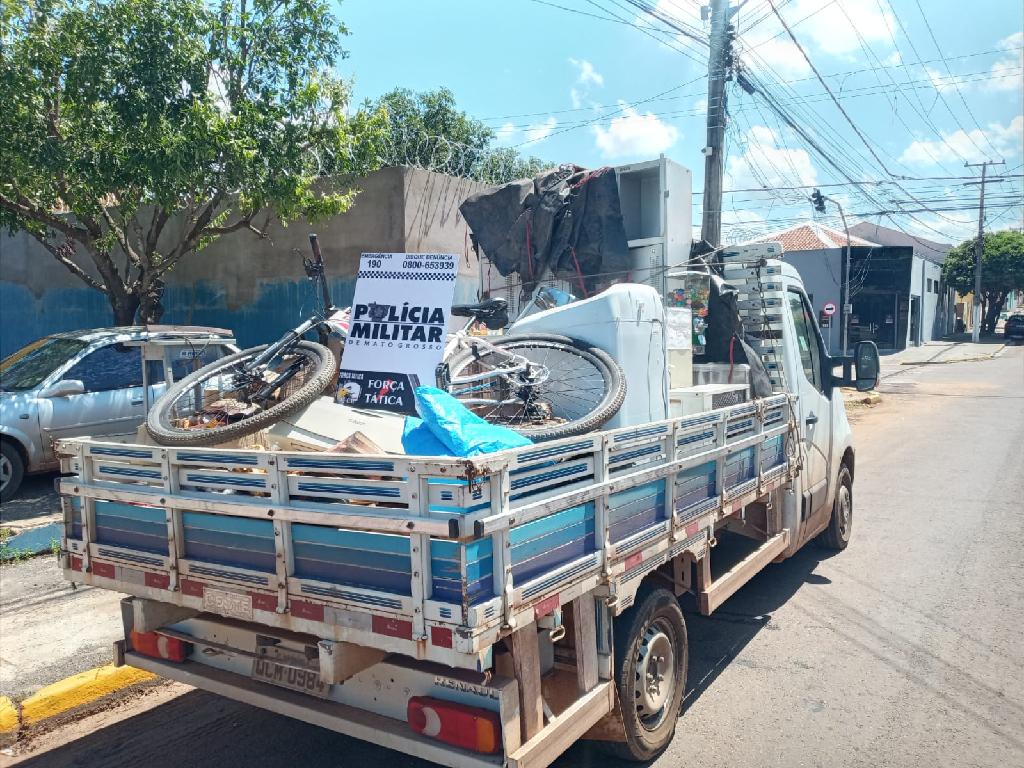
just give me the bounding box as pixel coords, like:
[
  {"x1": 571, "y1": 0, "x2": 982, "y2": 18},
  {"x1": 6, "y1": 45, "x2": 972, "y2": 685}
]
[
  {"x1": 1, "y1": 441, "x2": 25, "y2": 504},
  {"x1": 605, "y1": 586, "x2": 688, "y2": 761},
  {"x1": 816, "y1": 464, "x2": 853, "y2": 551}
]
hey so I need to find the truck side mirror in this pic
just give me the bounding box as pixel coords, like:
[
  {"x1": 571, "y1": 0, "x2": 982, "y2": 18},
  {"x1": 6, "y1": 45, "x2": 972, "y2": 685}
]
[
  {"x1": 830, "y1": 341, "x2": 880, "y2": 392},
  {"x1": 853, "y1": 341, "x2": 880, "y2": 391}
]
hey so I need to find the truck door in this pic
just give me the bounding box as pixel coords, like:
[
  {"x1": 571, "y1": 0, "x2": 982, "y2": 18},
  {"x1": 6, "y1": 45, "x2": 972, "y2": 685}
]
[{"x1": 784, "y1": 289, "x2": 833, "y2": 541}]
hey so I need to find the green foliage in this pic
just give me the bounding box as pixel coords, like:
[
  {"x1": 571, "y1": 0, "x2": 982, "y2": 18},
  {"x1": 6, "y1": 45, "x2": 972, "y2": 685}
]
[
  {"x1": 369, "y1": 87, "x2": 550, "y2": 184},
  {"x1": 942, "y1": 230, "x2": 1024, "y2": 295},
  {"x1": 0, "y1": 0, "x2": 385, "y2": 323},
  {"x1": 943, "y1": 229, "x2": 1024, "y2": 332}
]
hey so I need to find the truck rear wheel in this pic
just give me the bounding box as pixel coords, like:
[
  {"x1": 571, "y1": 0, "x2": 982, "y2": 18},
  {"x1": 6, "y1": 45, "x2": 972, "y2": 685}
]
[
  {"x1": 608, "y1": 586, "x2": 688, "y2": 761},
  {"x1": 816, "y1": 464, "x2": 853, "y2": 551}
]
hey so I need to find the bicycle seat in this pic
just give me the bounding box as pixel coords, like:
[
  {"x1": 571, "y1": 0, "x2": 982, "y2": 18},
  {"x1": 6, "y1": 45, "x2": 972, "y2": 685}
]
[{"x1": 451, "y1": 298, "x2": 509, "y2": 329}]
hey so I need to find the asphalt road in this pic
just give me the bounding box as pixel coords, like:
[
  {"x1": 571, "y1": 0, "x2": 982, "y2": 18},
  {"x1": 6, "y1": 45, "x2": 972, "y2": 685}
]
[{"x1": 9, "y1": 347, "x2": 1024, "y2": 768}]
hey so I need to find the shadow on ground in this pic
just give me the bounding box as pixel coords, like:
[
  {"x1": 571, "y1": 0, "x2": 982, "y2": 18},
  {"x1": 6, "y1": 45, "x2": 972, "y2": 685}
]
[{"x1": 18, "y1": 539, "x2": 832, "y2": 768}]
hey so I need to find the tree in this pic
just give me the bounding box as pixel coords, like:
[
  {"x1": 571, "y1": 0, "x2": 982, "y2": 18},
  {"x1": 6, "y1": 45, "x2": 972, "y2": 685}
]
[
  {"x1": 0, "y1": 0, "x2": 384, "y2": 324},
  {"x1": 369, "y1": 87, "x2": 549, "y2": 184},
  {"x1": 942, "y1": 229, "x2": 1024, "y2": 334}
]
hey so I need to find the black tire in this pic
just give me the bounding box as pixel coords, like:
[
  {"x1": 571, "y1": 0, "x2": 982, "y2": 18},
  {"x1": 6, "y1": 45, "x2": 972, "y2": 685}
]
[
  {"x1": 146, "y1": 341, "x2": 335, "y2": 447},
  {"x1": 607, "y1": 586, "x2": 688, "y2": 762},
  {"x1": 816, "y1": 464, "x2": 853, "y2": 551},
  {"x1": 0, "y1": 441, "x2": 25, "y2": 504},
  {"x1": 444, "y1": 333, "x2": 626, "y2": 441}
]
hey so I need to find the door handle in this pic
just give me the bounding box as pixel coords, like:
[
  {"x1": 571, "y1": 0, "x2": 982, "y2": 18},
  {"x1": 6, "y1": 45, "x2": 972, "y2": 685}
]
[
  {"x1": 131, "y1": 398, "x2": 144, "y2": 405},
  {"x1": 805, "y1": 413, "x2": 818, "y2": 426}
]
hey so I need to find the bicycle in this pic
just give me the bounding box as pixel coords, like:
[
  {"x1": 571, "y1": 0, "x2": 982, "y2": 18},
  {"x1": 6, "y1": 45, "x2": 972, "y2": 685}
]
[
  {"x1": 147, "y1": 241, "x2": 626, "y2": 447},
  {"x1": 145, "y1": 234, "x2": 341, "y2": 447},
  {"x1": 438, "y1": 292, "x2": 626, "y2": 441}
]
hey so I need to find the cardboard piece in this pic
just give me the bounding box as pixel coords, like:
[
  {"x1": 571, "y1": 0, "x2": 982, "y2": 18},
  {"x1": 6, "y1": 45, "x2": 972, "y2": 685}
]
[{"x1": 267, "y1": 396, "x2": 405, "y2": 454}]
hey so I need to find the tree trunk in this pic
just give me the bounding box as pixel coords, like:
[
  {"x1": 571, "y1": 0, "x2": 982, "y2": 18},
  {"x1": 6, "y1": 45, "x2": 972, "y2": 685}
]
[
  {"x1": 982, "y1": 292, "x2": 1007, "y2": 335},
  {"x1": 137, "y1": 279, "x2": 166, "y2": 325},
  {"x1": 110, "y1": 292, "x2": 140, "y2": 326}
]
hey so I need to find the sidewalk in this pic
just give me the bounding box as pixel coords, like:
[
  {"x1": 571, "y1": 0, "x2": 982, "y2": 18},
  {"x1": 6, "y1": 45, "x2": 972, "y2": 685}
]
[{"x1": 879, "y1": 334, "x2": 1007, "y2": 378}]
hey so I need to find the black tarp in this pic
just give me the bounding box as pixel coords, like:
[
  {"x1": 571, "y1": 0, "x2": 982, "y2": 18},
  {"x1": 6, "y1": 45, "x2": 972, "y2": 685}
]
[
  {"x1": 459, "y1": 165, "x2": 630, "y2": 296},
  {"x1": 696, "y1": 273, "x2": 774, "y2": 398}
]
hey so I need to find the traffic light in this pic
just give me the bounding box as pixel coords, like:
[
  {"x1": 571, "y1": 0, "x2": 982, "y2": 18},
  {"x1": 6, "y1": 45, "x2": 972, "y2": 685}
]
[{"x1": 810, "y1": 189, "x2": 826, "y2": 214}]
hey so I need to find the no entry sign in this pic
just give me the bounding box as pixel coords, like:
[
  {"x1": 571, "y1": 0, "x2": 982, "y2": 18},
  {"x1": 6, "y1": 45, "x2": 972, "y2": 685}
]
[{"x1": 823, "y1": 302, "x2": 837, "y2": 317}]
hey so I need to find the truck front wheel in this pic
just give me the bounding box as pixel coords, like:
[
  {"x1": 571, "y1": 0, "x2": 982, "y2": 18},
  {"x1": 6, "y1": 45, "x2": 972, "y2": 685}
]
[
  {"x1": 816, "y1": 464, "x2": 853, "y2": 551},
  {"x1": 609, "y1": 586, "x2": 688, "y2": 761}
]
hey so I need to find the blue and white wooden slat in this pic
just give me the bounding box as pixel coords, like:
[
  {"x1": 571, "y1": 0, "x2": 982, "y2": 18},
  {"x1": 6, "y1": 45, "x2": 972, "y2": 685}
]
[
  {"x1": 287, "y1": 475, "x2": 410, "y2": 505},
  {"x1": 291, "y1": 524, "x2": 413, "y2": 595},
  {"x1": 177, "y1": 467, "x2": 271, "y2": 495},
  {"x1": 508, "y1": 502, "x2": 596, "y2": 585},
  {"x1": 606, "y1": 481, "x2": 667, "y2": 544},
  {"x1": 93, "y1": 499, "x2": 169, "y2": 555},
  {"x1": 181, "y1": 511, "x2": 276, "y2": 573}
]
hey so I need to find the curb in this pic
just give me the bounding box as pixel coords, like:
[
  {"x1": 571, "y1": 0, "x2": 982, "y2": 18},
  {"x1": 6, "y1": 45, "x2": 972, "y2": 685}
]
[
  {"x1": 0, "y1": 664, "x2": 157, "y2": 745},
  {"x1": 898, "y1": 344, "x2": 1006, "y2": 366}
]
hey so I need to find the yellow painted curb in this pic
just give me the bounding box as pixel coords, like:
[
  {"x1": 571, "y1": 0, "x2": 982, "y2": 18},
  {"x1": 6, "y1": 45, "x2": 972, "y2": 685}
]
[
  {"x1": 0, "y1": 696, "x2": 18, "y2": 734},
  {"x1": 20, "y1": 664, "x2": 156, "y2": 726}
]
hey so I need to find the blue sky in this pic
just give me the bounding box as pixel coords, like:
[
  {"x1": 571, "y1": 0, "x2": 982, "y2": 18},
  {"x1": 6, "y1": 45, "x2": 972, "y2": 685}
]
[{"x1": 335, "y1": 0, "x2": 1023, "y2": 245}]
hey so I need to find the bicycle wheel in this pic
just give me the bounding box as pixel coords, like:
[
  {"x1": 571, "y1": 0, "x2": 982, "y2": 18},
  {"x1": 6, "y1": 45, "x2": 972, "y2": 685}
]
[
  {"x1": 445, "y1": 333, "x2": 626, "y2": 441},
  {"x1": 147, "y1": 341, "x2": 335, "y2": 447}
]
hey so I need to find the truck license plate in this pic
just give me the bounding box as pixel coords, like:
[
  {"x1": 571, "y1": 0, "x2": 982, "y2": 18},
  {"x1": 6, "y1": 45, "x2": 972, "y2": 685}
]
[{"x1": 251, "y1": 658, "x2": 330, "y2": 699}]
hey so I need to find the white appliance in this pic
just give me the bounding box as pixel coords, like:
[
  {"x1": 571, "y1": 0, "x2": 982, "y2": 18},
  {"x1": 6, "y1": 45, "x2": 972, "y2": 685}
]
[
  {"x1": 510, "y1": 283, "x2": 668, "y2": 429},
  {"x1": 669, "y1": 383, "x2": 748, "y2": 417}
]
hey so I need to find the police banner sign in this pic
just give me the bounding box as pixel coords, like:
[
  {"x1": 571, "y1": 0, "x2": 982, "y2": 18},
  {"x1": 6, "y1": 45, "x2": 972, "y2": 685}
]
[{"x1": 337, "y1": 252, "x2": 458, "y2": 414}]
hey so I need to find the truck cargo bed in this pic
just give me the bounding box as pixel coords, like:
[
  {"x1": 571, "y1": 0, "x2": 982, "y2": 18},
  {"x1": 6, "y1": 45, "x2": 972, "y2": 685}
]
[{"x1": 57, "y1": 394, "x2": 795, "y2": 671}]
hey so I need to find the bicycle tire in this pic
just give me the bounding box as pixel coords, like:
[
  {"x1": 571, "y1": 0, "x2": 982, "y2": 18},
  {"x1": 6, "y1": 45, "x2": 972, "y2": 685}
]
[
  {"x1": 445, "y1": 333, "x2": 626, "y2": 441},
  {"x1": 146, "y1": 341, "x2": 335, "y2": 447}
]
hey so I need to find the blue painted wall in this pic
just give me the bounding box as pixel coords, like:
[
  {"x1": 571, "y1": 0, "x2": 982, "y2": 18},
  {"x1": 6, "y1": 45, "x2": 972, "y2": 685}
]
[
  {"x1": 1, "y1": 272, "x2": 481, "y2": 358},
  {"x1": 1, "y1": 277, "x2": 357, "y2": 358}
]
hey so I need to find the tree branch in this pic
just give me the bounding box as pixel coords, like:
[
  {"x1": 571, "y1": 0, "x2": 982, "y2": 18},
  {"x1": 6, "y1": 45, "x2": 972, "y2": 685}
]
[
  {"x1": 0, "y1": 193, "x2": 90, "y2": 243},
  {"x1": 100, "y1": 206, "x2": 141, "y2": 268},
  {"x1": 26, "y1": 231, "x2": 105, "y2": 292}
]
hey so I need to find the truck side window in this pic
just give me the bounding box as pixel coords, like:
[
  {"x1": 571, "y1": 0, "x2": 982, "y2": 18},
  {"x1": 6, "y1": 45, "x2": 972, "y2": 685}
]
[{"x1": 787, "y1": 292, "x2": 822, "y2": 392}]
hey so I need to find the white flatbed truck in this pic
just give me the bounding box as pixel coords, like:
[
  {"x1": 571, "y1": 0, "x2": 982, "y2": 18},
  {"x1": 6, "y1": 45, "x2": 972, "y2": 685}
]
[{"x1": 55, "y1": 260, "x2": 879, "y2": 766}]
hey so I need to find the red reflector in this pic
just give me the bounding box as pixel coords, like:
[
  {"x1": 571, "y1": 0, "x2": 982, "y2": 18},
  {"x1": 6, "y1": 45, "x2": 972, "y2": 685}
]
[
  {"x1": 91, "y1": 561, "x2": 115, "y2": 579},
  {"x1": 372, "y1": 614, "x2": 413, "y2": 640},
  {"x1": 624, "y1": 551, "x2": 643, "y2": 570},
  {"x1": 407, "y1": 696, "x2": 501, "y2": 754},
  {"x1": 69, "y1": 556, "x2": 83, "y2": 572},
  {"x1": 130, "y1": 630, "x2": 191, "y2": 662},
  {"x1": 145, "y1": 572, "x2": 170, "y2": 590},
  {"x1": 430, "y1": 626, "x2": 453, "y2": 649}
]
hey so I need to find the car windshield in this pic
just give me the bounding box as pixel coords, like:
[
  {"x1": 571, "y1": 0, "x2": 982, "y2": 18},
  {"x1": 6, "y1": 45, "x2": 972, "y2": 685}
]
[{"x1": 0, "y1": 337, "x2": 90, "y2": 391}]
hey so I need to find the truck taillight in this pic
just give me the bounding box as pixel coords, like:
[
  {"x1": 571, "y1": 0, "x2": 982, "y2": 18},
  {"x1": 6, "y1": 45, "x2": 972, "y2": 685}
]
[
  {"x1": 407, "y1": 696, "x2": 501, "y2": 755},
  {"x1": 130, "y1": 631, "x2": 191, "y2": 663}
]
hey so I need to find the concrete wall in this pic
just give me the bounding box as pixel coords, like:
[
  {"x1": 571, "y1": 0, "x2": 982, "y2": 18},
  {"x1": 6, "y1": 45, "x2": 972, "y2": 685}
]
[
  {"x1": 908, "y1": 256, "x2": 944, "y2": 345},
  {"x1": 780, "y1": 247, "x2": 844, "y2": 353},
  {"x1": 0, "y1": 167, "x2": 487, "y2": 358}
]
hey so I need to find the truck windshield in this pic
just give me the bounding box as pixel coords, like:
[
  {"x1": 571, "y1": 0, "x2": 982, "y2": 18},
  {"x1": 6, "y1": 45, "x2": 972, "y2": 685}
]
[{"x1": 0, "y1": 337, "x2": 90, "y2": 391}]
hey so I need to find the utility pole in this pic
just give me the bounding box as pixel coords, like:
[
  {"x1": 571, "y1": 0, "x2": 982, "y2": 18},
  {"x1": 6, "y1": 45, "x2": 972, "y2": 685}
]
[
  {"x1": 965, "y1": 159, "x2": 1004, "y2": 342},
  {"x1": 811, "y1": 189, "x2": 851, "y2": 354},
  {"x1": 700, "y1": 0, "x2": 735, "y2": 249}
]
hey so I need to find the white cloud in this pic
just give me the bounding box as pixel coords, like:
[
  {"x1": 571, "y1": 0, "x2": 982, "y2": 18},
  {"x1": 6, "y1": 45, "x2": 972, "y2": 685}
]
[
  {"x1": 694, "y1": 97, "x2": 708, "y2": 116},
  {"x1": 884, "y1": 50, "x2": 903, "y2": 67},
  {"x1": 494, "y1": 117, "x2": 559, "y2": 147},
  {"x1": 899, "y1": 115, "x2": 1024, "y2": 165},
  {"x1": 724, "y1": 125, "x2": 818, "y2": 191},
  {"x1": 569, "y1": 58, "x2": 604, "y2": 87},
  {"x1": 570, "y1": 88, "x2": 583, "y2": 110},
  {"x1": 524, "y1": 116, "x2": 557, "y2": 144},
  {"x1": 925, "y1": 66, "x2": 965, "y2": 93},
  {"x1": 592, "y1": 104, "x2": 680, "y2": 158},
  {"x1": 739, "y1": 0, "x2": 896, "y2": 78},
  {"x1": 495, "y1": 122, "x2": 517, "y2": 144},
  {"x1": 985, "y1": 32, "x2": 1024, "y2": 93}
]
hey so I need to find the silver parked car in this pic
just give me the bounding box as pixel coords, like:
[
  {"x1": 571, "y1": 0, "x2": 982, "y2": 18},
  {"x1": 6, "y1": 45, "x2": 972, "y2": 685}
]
[{"x1": 0, "y1": 326, "x2": 237, "y2": 501}]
